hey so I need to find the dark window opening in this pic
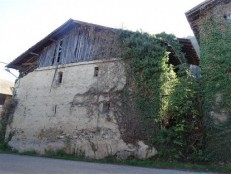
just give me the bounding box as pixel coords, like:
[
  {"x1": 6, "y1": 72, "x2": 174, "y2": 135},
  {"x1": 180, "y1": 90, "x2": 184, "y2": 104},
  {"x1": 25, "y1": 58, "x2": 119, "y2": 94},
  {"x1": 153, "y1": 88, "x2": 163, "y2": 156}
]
[
  {"x1": 103, "y1": 101, "x2": 111, "y2": 113},
  {"x1": 52, "y1": 40, "x2": 63, "y2": 65},
  {"x1": 57, "y1": 40, "x2": 63, "y2": 63},
  {"x1": 94, "y1": 67, "x2": 99, "y2": 77},
  {"x1": 58, "y1": 72, "x2": 63, "y2": 84},
  {"x1": 51, "y1": 46, "x2": 57, "y2": 65},
  {"x1": 54, "y1": 105, "x2": 57, "y2": 114},
  {"x1": 0, "y1": 97, "x2": 5, "y2": 105}
]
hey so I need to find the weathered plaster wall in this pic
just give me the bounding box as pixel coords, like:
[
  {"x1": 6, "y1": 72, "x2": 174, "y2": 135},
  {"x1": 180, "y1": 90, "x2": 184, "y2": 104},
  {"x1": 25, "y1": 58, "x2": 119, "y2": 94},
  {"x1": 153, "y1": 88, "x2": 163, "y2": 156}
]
[{"x1": 6, "y1": 58, "x2": 157, "y2": 159}]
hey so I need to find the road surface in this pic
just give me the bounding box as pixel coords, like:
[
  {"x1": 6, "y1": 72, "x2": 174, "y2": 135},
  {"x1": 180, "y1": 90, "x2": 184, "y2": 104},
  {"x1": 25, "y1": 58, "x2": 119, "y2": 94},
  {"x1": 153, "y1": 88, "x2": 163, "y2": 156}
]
[{"x1": 0, "y1": 154, "x2": 218, "y2": 174}]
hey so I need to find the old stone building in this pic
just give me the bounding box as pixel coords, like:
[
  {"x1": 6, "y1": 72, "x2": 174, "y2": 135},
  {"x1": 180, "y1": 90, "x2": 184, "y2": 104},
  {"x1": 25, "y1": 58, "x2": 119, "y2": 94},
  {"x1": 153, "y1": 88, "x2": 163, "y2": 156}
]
[{"x1": 6, "y1": 19, "x2": 199, "y2": 159}]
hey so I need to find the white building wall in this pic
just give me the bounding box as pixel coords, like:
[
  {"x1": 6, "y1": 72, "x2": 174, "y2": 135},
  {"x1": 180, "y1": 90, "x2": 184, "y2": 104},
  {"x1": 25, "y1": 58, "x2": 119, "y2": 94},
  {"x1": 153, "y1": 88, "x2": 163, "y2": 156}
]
[{"x1": 6, "y1": 58, "x2": 157, "y2": 159}]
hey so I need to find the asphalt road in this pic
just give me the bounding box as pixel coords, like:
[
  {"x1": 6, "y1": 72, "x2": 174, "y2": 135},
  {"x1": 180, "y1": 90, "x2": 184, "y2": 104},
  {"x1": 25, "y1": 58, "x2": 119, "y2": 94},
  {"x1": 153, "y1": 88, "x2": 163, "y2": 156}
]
[{"x1": 0, "y1": 154, "x2": 218, "y2": 174}]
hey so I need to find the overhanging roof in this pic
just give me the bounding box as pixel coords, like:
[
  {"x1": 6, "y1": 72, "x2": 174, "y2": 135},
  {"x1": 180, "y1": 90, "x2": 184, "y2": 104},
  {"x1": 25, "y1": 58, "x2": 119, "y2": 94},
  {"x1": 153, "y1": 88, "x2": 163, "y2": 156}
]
[
  {"x1": 179, "y1": 38, "x2": 199, "y2": 66},
  {"x1": 6, "y1": 19, "x2": 115, "y2": 70}
]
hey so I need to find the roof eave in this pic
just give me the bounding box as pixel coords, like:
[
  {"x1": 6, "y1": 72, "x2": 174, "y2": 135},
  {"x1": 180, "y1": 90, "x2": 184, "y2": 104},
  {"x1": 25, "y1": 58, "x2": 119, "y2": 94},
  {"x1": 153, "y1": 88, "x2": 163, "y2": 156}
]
[
  {"x1": 6, "y1": 19, "x2": 119, "y2": 70},
  {"x1": 6, "y1": 18, "x2": 77, "y2": 69}
]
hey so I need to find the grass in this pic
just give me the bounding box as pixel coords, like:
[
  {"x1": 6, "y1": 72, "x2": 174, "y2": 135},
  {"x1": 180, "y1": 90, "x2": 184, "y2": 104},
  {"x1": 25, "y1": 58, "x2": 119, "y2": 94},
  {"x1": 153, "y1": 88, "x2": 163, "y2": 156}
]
[
  {"x1": 0, "y1": 143, "x2": 231, "y2": 173},
  {"x1": 47, "y1": 154, "x2": 231, "y2": 173},
  {"x1": 0, "y1": 143, "x2": 11, "y2": 152}
]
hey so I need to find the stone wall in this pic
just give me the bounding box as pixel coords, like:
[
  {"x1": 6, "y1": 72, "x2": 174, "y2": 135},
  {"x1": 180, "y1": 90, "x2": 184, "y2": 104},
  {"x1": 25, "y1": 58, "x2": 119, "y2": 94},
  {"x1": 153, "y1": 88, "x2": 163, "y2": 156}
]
[
  {"x1": 6, "y1": 58, "x2": 157, "y2": 159},
  {"x1": 191, "y1": 2, "x2": 231, "y2": 41}
]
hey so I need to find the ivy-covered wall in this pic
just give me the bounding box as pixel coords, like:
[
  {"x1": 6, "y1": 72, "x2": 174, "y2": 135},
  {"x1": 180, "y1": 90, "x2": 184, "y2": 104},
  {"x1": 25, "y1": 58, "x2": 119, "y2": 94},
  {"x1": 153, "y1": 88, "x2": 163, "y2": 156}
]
[
  {"x1": 200, "y1": 16, "x2": 231, "y2": 162},
  {"x1": 185, "y1": 0, "x2": 231, "y2": 163},
  {"x1": 119, "y1": 30, "x2": 202, "y2": 161}
]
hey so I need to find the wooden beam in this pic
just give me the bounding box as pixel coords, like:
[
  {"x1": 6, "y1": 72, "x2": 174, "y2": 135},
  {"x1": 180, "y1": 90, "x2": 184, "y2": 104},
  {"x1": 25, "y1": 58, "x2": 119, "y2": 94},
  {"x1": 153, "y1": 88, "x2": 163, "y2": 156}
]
[
  {"x1": 30, "y1": 52, "x2": 39, "y2": 56},
  {"x1": 22, "y1": 62, "x2": 37, "y2": 66}
]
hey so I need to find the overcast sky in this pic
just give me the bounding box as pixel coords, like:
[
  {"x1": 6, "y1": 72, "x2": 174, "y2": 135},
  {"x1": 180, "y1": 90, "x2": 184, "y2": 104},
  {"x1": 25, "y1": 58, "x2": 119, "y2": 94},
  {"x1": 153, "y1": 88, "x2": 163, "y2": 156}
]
[{"x1": 0, "y1": 0, "x2": 204, "y2": 81}]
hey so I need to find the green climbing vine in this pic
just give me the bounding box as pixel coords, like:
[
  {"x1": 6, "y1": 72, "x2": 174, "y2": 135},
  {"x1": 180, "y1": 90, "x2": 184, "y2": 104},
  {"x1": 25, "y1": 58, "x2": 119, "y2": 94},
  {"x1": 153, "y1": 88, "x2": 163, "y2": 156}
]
[
  {"x1": 119, "y1": 31, "x2": 169, "y2": 121},
  {"x1": 119, "y1": 30, "x2": 202, "y2": 161},
  {"x1": 200, "y1": 16, "x2": 231, "y2": 162}
]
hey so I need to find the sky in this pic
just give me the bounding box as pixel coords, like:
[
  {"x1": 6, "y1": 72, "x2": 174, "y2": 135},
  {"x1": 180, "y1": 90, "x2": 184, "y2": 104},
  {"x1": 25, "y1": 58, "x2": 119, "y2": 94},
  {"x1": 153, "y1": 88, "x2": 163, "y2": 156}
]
[{"x1": 0, "y1": 0, "x2": 204, "y2": 82}]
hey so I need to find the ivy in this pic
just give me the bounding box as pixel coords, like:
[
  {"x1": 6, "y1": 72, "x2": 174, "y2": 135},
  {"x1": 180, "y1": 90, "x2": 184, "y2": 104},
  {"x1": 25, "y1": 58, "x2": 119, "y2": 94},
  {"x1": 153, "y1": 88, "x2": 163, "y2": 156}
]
[
  {"x1": 118, "y1": 30, "x2": 202, "y2": 161},
  {"x1": 119, "y1": 31, "x2": 167, "y2": 121},
  {"x1": 200, "y1": 16, "x2": 231, "y2": 162}
]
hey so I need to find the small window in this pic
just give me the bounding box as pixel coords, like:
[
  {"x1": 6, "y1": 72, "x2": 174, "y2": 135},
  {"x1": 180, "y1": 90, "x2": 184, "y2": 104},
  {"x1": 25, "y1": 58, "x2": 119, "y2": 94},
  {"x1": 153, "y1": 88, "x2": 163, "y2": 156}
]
[
  {"x1": 94, "y1": 67, "x2": 99, "y2": 77},
  {"x1": 52, "y1": 40, "x2": 63, "y2": 65},
  {"x1": 58, "y1": 72, "x2": 63, "y2": 83},
  {"x1": 103, "y1": 101, "x2": 111, "y2": 113},
  {"x1": 51, "y1": 46, "x2": 57, "y2": 65},
  {"x1": 53, "y1": 105, "x2": 57, "y2": 114},
  {"x1": 0, "y1": 97, "x2": 5, "y2": 105}
]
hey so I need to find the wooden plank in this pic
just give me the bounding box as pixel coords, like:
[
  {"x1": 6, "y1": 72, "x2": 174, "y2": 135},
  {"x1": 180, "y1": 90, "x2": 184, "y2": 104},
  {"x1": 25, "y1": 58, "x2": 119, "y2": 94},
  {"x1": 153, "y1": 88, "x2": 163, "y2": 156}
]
[{"x1": 22, "y1": 62, "x2": 37, "y2": 66}]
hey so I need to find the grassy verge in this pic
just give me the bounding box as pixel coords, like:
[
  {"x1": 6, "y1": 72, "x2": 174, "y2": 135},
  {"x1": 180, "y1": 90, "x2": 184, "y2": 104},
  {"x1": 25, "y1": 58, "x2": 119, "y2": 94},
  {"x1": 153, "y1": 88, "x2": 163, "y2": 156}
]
[
  {"x1": 0, "y1": 143, "x2": 230, "y2": 173},
  {"x1": 44, "y1": 153, "x2": 231, "y2": 173}
]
